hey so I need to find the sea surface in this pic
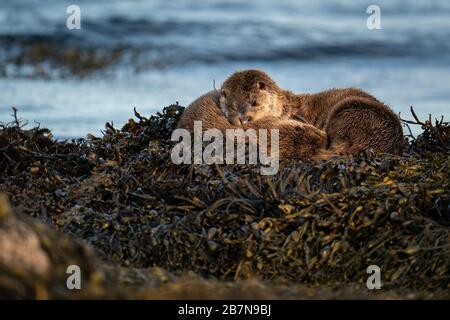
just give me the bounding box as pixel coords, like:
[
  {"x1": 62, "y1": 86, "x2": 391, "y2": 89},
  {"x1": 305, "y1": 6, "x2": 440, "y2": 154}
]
[{"x1": 1, "y1": 0, "x2": 450, "y2": 138}]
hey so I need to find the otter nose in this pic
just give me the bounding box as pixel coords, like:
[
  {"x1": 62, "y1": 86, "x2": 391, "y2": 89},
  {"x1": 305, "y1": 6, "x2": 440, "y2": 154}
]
[{"x1": 240, "y1": 115, "x2": 250, "y2": 124}]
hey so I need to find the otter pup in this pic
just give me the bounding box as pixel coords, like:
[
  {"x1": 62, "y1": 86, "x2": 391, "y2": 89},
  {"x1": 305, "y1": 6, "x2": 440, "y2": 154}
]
[{"x1": 220, "y1": 69, "x2": 404, "y2": 155}]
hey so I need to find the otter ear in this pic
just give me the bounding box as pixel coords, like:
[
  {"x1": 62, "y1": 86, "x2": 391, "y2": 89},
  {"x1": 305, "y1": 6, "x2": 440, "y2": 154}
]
[{"x1": 257, "y1": 81, "x2": 266, "y2": 91}]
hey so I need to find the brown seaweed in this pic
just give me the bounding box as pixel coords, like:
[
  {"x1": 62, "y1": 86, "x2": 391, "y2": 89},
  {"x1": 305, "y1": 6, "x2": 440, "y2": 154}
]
[{"x1": 0, "y1": 106, "x2": 449, "y2": 299}]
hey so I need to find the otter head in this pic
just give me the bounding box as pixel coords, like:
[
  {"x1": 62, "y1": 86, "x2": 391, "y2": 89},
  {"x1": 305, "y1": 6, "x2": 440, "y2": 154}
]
[{"x1": 220, "y1": 70, "x2": 283, "y2": 125}]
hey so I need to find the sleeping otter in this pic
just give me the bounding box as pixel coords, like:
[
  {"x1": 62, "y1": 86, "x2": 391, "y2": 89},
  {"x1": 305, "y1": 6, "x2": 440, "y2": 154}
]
[
  {"x1": 220, "y1": 69, "x2": 405, "y2": 155},
  {"x1": 177, "y1": 90, "x2": 340, "y2": 162}
]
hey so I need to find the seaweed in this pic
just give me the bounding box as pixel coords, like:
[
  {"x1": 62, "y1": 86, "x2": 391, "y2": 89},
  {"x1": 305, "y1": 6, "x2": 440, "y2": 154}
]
[{"x1": 0, "y1": 106, "x2": 449, "y2": 299}]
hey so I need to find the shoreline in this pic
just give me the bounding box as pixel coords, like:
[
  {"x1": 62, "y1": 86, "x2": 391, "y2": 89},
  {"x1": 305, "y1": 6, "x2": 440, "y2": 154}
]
[{"x1": 0, "y1": 106, "x2": 449, "y2": 299}]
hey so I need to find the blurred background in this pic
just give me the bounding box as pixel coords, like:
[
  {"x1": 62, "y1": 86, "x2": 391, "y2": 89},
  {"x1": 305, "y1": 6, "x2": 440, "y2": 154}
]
[{"x1": 0, "y1": 0, "x2": 449, "y2": 138}]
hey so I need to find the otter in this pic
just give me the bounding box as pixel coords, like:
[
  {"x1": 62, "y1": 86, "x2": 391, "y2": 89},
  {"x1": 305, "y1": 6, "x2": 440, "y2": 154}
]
[
  {"x1": 220, "y1": 69, "x2": 404, "y2": 155},
  {"x1": 177, "y1": 90, "x2": 339, "y2": 162}
]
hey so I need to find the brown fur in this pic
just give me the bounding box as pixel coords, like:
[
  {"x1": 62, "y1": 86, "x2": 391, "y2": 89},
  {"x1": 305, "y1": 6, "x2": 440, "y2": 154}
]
[
  {"x1": 177, "y1": 91, "x2": 330, "y2": 161},
  {"x1": 220, "y1": 71, "x2": 284, "y2": 124},
  {"x1": 220, "y1": 70, "x2": 404, "y2": 156},
  {"x1": 177, "y1": 90, "x2": 230, "y2": 132}
]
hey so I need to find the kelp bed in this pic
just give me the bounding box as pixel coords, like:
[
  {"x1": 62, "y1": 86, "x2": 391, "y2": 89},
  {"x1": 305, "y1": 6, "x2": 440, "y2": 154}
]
[{"x1": 0, "y1": 106, "x2": 449, "y2": 299}]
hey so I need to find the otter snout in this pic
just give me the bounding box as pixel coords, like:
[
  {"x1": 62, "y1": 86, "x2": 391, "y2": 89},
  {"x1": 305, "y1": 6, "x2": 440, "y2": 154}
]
[{"x1": 240, "y1": 115, "x2": 251, "y2": 124}]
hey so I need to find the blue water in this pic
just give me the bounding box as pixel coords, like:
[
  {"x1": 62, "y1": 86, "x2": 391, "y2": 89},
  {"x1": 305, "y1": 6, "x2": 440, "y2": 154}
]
[{"x1": 0, "y1": 0, "x2": 449, "y2": 137}]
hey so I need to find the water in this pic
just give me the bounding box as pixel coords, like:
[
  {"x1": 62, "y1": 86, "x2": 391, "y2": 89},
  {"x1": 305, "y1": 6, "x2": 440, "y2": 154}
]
[{"x1": 1, "y1": 0, "x2": 449, "y2": 138}]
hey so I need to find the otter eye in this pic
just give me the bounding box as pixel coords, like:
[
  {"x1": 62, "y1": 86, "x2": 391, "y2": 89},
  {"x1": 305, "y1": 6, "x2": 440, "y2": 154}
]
[
  {"x1": 251, "y1": 101, "x2": 258, "y2": 107},
  {"x1": 257, "y1": 81, "x2": 266, "y2": 90}
]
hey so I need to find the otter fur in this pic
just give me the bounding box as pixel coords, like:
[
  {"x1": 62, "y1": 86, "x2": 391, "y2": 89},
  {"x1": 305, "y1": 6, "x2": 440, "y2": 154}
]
[
  {"x1": 220, "y1": 69, "x2": 404, "y2": 155},
  {"x1": 177, "y1": 90, "x2": 341, "y2": 162}
]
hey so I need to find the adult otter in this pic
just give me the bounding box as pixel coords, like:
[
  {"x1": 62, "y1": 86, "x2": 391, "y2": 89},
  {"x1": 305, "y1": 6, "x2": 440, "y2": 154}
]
[
  {"x1": 177, "y1": 90, "x2": 339, "y2": 162},
  {"x1": 220, "y1": 69, "x2": 405, "y2": 155}
]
